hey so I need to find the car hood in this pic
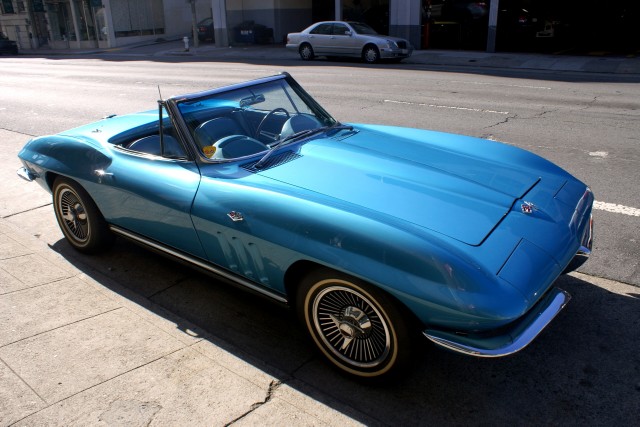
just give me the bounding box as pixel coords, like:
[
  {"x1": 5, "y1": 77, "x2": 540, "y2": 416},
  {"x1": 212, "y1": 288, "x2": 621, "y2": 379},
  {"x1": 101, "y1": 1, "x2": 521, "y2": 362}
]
[
  {"x1": 257, "y1": 125, "x2": 543, "y2": 246},
  {"x1": 360, "y1": 34, "x2": 408, "y2": 44}
]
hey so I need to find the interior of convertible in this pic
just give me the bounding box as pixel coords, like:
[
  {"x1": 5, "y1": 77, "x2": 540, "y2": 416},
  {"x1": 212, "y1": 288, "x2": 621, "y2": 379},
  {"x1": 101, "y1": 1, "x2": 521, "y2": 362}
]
[{"x1": 115, "y1": 78, "x2": 332, "y2": 161}]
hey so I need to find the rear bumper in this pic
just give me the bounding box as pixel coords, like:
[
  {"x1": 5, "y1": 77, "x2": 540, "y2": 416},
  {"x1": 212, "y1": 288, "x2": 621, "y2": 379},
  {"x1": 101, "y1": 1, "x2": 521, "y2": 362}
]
[
  {"x1": 17, "y1": 166, "x2": 35, "y2": 182},
  {"x1": 423, "y1": 287, "x2": 570, "y2": 357}
]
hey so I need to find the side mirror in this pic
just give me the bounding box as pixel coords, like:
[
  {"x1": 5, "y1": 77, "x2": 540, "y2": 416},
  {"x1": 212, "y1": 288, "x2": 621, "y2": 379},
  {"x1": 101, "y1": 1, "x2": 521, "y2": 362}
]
[{"x1": 345, "y1": 30, "x2": 352, "y2": 36}]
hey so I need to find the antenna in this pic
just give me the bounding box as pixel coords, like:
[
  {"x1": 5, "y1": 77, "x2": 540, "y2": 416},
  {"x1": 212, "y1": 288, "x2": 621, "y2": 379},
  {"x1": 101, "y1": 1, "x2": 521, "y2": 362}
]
[{"x1": 157, "y1": 85, "x2": 165, "y2": 155}]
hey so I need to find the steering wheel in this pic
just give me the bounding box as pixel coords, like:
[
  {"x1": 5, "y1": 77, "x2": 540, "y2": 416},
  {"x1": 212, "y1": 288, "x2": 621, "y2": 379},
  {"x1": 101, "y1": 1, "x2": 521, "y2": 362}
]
[{"x1": 255, "y1": 108, "x2": 290, "y2": 140}]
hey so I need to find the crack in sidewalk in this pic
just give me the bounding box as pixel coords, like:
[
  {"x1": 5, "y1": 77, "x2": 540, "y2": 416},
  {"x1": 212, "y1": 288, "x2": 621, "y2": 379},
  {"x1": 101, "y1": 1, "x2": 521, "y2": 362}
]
[{"x1": 225, "y1": 379, "x2": 283, "y2": 426}]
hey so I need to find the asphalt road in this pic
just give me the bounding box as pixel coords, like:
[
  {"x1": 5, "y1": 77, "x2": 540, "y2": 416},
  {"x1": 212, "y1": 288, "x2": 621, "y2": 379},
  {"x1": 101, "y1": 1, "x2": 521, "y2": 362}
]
[{"x1": 1, "y1": 55, "x2": 639, "y2": 424}]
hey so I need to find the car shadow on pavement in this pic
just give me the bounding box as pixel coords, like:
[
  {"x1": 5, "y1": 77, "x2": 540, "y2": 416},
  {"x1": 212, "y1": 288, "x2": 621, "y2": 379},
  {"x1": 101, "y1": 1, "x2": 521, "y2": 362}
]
[{"x1": 50, "y1": 235, "x2": 640, "y2": 425}]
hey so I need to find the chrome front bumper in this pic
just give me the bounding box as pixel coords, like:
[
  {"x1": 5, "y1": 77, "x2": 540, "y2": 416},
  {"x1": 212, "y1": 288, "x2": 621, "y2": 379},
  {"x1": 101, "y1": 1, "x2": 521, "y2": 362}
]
[
  {"x1": 565, "y1": 213, "x2": 594, "y2": 273},
  {"x1": 423, "y1": 287, "x2": 571, "y2": 357},
  {"x1": 380, "y1": 47, "x2": 413, "y2": 59}
]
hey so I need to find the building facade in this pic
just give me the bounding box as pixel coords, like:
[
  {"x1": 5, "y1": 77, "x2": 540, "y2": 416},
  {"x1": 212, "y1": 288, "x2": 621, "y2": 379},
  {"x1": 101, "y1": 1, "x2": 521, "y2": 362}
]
[
  {"x1": 0, "y1": 0, "x2": 417, "y2": 51},
  {"x1": 0, "y1": 0, "x2": 215, "y2": 50},
  {"x1": 1, "y1": 0, "x2": 638, "y2": 55}
]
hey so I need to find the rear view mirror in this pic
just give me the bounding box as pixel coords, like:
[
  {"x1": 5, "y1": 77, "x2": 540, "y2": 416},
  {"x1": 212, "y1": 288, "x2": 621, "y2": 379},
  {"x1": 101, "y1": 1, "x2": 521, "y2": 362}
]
[{"x1": 240, "y1": 94, "x2": 265, "y2": 107}]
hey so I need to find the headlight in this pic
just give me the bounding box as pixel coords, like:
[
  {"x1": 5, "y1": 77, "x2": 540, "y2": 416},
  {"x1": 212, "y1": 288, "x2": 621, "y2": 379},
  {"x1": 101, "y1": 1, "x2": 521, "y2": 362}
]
[{"x1": 385, "y1": 39, "x2": 397, "y2": 48}]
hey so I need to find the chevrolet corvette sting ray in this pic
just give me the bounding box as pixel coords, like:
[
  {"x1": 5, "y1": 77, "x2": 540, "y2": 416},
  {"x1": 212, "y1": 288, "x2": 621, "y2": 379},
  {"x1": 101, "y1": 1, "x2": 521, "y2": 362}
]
[{"x1": 17, "y1": 73, "x2": 594, "y2": 380}]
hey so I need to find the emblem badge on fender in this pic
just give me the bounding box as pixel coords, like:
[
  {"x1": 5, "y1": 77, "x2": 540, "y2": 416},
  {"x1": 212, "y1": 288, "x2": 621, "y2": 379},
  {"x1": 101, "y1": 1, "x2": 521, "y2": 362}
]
[
  {"x1": 521, "y1": 201, "x2": 536, "y2": 214},
  {"x1": 227, "y1": 211, "x2": 244, "y2": 222}
]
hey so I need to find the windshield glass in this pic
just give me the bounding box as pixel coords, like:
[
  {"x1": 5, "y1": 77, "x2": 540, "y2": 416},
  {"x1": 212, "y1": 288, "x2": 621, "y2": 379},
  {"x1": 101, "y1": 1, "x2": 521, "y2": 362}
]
[
  {"x1": 176, "y1": 78, "x2": 336, "y2": 161},
  {"x1": 350, "y1": 22, "x2": 378, "y2": 35}
]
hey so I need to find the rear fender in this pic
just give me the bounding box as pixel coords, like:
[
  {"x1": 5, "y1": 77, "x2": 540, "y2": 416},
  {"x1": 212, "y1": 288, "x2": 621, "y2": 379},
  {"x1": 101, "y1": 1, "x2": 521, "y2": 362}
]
[{"x1": 19, "y1": 135, "x2": 112, "y2": 188}]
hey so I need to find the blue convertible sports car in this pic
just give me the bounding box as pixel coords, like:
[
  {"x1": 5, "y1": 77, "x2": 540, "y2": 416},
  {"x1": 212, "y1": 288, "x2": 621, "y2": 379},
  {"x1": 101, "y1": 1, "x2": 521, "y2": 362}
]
[{"x1": 18, "y1": 73, "x2": 593, "y2": 380}]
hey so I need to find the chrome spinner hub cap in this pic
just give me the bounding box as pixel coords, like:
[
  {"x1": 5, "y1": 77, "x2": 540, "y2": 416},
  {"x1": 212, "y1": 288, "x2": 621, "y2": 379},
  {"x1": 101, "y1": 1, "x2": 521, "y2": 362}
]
[
  {"x1": 330, "y1": 306, "x2": 372, "y2": 348},
  {"x1": 59, "y1": 189, "x2": 89, "y2": 242},
  {"x1": 313, "y1": 284, "x2": 391, "y2": 368}
]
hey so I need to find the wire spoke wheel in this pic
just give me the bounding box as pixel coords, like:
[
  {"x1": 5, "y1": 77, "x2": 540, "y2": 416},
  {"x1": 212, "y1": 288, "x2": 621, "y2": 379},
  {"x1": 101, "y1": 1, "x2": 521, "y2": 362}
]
[
  {"x1": 58, "y1": 188, "x2": 90, "y2": 243},
  {"x1": 298, "y1": 269, "x2": 412, "y2": 380},
  {"x1": 53, "y1": 177, "x2": 112, "y2": 254},
  {"x1": 314, "y1": 285, "x2": 390, "y2": 368}
]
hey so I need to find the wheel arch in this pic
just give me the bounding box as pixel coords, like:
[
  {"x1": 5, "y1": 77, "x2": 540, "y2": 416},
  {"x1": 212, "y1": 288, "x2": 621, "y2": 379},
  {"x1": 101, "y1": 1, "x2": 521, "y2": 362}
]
[
  {"x1": 362, "y1": 43, "x2": 380, "y2": 55},
  {"x1": 283, "y1": 260, "x2": 421, "y2": 328},
  {"x1": 44, "y1": 171, "x2": 61, "y2": 192},
  {"x1": 298, "y1": 42, "x2": 314, "y2": 60}
]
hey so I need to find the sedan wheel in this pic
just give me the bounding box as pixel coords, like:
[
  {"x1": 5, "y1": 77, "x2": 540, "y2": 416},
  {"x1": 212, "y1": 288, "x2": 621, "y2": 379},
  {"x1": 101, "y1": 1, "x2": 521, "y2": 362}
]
[
  {"x1": 53, "y1": 177, "x2": 112, "y2": 254},
  {"x1": 362, "y1": 45, "x2": 380, "y2": 63},
  {"x1": 299, "y1": 43, "x2": 314, "y2": 60},
  {"x1": 297, "y1": 268, "x2": 412, "y2": 379}
]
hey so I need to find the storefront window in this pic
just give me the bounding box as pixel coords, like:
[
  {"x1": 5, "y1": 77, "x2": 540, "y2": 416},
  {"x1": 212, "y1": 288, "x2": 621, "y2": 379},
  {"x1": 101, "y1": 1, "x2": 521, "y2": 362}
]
[
  {"x1": 47, "y1": 1, "x2": 73, "y2": 41},
  {"x1": 1, "y1": 0, "x2": 15, "y2": 14},
  {"x1": 343, "y1": 0, "x2": 389, "y2": 35},
  {"x1": 45, "y1": 0, "x2": 103, "y2": 42},
  {"x1": 111, "y1": 0, "x2": 165, "y2": 37},
  {"x1": 424, "y1": 0, "x2": 488, "y2": 49}
]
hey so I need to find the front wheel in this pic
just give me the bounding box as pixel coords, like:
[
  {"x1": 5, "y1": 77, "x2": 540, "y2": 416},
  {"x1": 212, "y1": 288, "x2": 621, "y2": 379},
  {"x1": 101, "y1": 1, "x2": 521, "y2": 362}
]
[
  {"x1": 362, "y1": 45, "x2": 380, "y2": 63},
  {"x1": 297, "y1": 268, "x2": 412, "y2": 380},
  {"x1": 53, "y1": 177, "x2": 113, "y2": 254}
]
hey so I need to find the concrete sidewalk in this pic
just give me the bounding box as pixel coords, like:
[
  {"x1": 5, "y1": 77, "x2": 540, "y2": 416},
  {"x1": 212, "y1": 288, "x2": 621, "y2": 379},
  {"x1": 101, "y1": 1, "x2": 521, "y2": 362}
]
[
  {"x1": 19, "y1": 39, "x2": 640, "y2": 76},
  {"x1": 0, "y1": 217, "x2": 366, "y2": 426}
]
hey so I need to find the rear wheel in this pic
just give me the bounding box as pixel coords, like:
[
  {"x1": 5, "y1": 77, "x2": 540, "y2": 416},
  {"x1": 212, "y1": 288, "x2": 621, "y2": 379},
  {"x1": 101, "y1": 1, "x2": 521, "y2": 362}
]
[
  {"x1": 299, "y1": 43, "x2": 314, "y2": 60},
  {"x1": 52, "y1": 177, "x2": 112, "y2": 254},
  {"x1": 297, "y1": 268, "x2": 412, "y2": 380},
  {"x1": 362, "y1": 45, "x2": 380, "y2": 63}
]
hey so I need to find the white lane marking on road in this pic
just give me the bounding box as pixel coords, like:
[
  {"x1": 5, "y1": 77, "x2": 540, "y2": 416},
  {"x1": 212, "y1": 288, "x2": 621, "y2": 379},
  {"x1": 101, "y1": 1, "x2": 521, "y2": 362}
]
[
  {"x1": 594, "y1": 201, "x2": 640, "y2": 217},
  {"x1": 384, "y1": 99, "x2": 510, "y2": 115},
  {"x1": 589, "y1": 151, "x2": 608, "y2": 158},
  {"x1": 449, "y1": 80, "x2": 552, "y2": 90}
]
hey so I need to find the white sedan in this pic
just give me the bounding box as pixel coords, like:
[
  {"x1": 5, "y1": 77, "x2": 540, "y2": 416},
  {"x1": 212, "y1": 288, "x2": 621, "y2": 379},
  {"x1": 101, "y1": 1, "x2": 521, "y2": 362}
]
[{"x1": 286, "y1": 21, "x2": 413, "y2": 63}]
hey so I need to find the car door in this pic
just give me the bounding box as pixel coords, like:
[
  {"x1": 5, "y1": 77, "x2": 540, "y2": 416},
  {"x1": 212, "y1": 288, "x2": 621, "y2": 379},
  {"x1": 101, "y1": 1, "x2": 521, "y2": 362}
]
[
  {"x1": 307, "y1": 23, "x2": 333, "y2": 54},
  {"x1": 87, "y1": 135, "x2": 207, "y2": 259},
  {"x1": 189, "y1": 162, "x2": 292, "y2": 294},
  {"x1": 328, "y1": 23, "x2": 358, "y2": 55}
]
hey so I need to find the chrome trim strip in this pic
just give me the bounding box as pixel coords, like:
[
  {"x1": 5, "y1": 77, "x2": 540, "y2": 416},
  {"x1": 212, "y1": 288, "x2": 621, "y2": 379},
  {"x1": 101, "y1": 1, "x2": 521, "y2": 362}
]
[
  {"x1": 423, "y1": 289, "x2": 570, "y2": 358},
  {"x1": 577, "y1": 214, "x2": 594, "y2": 255},
  {"x1": 109, "y1": 226, "x2": 288, "y2": 304},
  {"x1": 17, "y1": 167, "x2": 35, "y2": 182}
]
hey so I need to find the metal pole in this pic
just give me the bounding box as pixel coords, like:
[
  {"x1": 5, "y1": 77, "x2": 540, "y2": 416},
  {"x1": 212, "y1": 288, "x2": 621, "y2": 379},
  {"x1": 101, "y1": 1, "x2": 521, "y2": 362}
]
[
  {"x1": 486, "y1": 0, "x2": 499, "y2": 53},
  {"x1": 191, "y1": 0, "x2": 199, "y2": 48}
]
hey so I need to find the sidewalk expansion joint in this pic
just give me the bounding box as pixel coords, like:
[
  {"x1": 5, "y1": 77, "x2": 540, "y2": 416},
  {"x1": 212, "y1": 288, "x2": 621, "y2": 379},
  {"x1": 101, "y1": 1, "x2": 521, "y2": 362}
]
[
  {"x1": 9, "y1": 345, "x2": 189, "y2": 426},
  {"x1": 0, "y1": 306, "x2": 122, "y2": 349},
  {"x1": 2, "y1": 203, "x2": 53, "y2": 219},
  {"x1": 0, "y1": 274, "x2": 78, "y2": 297},
  {"x1": 0, "y1": 355, "x2": 48, "y2": 405},
  {"x1": 0, "y1": 126, "x2": 37, "y2": 137}
]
